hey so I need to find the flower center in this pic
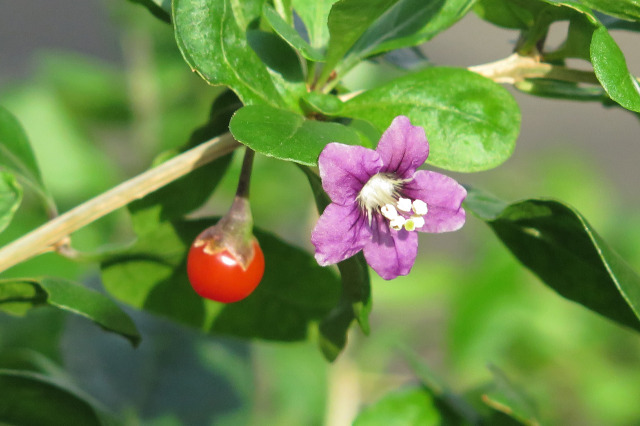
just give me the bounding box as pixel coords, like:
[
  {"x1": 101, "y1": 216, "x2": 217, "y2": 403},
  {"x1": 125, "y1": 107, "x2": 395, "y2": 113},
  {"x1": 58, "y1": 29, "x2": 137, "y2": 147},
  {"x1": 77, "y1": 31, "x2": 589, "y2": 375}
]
[{"x1": 357, "y1": 173, "x2": 428, "y2": 231}]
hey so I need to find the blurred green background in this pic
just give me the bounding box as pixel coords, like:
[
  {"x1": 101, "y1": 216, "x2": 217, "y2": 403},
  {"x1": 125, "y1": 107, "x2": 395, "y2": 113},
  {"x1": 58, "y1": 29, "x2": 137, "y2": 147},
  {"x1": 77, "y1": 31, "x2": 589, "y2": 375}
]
[{"x1": 2, "y1": 1, "x2": 640, "y2": 425}]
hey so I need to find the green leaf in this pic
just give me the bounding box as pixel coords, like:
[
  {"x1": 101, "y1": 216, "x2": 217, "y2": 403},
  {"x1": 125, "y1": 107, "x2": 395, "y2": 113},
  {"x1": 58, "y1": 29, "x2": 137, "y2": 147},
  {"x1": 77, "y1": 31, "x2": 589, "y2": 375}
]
[
  {"x1": 300, "y1": 167, "x2": 372, "y2": 361},
  {"x1": 0, "y1": 369, "x2": 117, "y2": 426},
  {"x1": 579, "y1": 0, "x2": 640, "y2": 22},
  {"x1": 173, "y1": 0, "x2": 285, "y2": 107},
  {"x1": 263, "y1": 4, "x2": 325, "y2": 61},
  {"x1": 0, "y1": 278, "x2": 140, "y2": 347},
  {"x1": 291, "y1": 0, "x2": 338, "y2": 49},
  {"x1": 591, "y1": 26, "x2": 640, "y2": 113},
  {"x1": 0, "y1": 106, "x2": 51, "y2": 208},
  {"x1": 351, "y1": 0, "x2": 476, "y2": 59},
  {"x1": 100, "y1": 219, "x2": 341, "y2": 342},
  {"x1": 465, "y1": 188, "x2": 640, "y2": 333},
  {"x1": 341, "y1": 67, "x2": 520, "y2": 172},
  {"x1": 229, "y1": 105, "x2": 366, "y2": 166},
  {"x1": 515, "y1": 79, "x2": 608, "y2": 102},
  {"x1": 473, "y1": 0, "x2": 546, "y2": 29},
  {"x1": 353, "y1": 387, "x2": 441, "y2": 426},
  {"x1": 128, "y1": 91, "x2": 239, "y2": 235},
  {"x1": 482, "y1": 365, "x2": 541, "y2": 425},
  {"x1": 0, "y1": 172, "x2": 22, "y2": 234},
  {"x1": 320, "y1": 0, "x2": 399, "y2": 82},
  {"x1": 127, "y1": 0, "x2": 171, "y2": 22}
]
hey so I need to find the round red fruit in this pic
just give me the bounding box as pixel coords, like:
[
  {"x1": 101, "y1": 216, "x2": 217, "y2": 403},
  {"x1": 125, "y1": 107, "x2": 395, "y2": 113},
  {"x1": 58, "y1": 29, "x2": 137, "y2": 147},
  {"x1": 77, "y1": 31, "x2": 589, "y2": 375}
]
[{"x1": 187, "y1": 239, "x2": 265, "y2": 303}]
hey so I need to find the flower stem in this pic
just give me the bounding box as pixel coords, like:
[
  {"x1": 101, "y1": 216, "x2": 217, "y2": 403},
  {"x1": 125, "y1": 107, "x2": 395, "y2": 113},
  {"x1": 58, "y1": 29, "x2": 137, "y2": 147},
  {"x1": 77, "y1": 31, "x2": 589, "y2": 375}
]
[
  {"x1": 235, "y1": 147, "x2": 255, "y2": 200},
  {"x1": 0, "y1": 133, "x2": 239, "y2": 274}
]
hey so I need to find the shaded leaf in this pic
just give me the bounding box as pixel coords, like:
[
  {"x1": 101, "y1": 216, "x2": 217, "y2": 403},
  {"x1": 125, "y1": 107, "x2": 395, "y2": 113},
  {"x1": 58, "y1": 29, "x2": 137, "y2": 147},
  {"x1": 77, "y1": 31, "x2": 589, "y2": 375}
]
[
  {"x1": 264, "y1": 4, "x2": 325, "y2": 61},
  {"x1": 100, "y1": 219, "x2": 341, "y2": 342},
  {"x1": 173, "y1": 0, "x2": 285, "y2": 107},
  {"x1": 465, "y1": 188, "x2": 640, "y2": 333},
  {"x1": 229, "y1": 105, "x2": 366, "y2": 166},
  {"x1": 591, "y1": 25, "x2": 640, "y2": 112},
  {"x1": 341, "y1": 67, "x2": 520, "y2": 172},
  {"x1": 0, "y1": 369, "x2": 117, "y2": 426},
  {"x1": 128, "y1": 91, "x2": 240, "y2": 235},
  {"x1": 0, "y1": 278, "x2": 140, "y2": 347},
  {"x1": 0, "y1": 172, "x2": 21, "y2": 234}
]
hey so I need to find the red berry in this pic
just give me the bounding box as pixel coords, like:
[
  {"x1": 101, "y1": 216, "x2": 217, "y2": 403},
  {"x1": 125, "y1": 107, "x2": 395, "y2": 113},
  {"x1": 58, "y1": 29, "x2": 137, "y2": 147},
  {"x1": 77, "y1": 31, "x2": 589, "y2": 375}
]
[{"x1": 187, "y1": 239, "x2": 265, "y2": 303}]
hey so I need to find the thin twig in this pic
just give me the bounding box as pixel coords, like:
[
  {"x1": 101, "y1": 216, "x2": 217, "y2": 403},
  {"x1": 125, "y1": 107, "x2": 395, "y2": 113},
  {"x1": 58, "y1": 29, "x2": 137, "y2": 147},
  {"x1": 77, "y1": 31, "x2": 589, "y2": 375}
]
[
  {"x1": 468, "y1": 53, "x2": 599, "y2": 85},
  {"x1": 0, "y1": 133, "x2": 239, "y2": 273}
]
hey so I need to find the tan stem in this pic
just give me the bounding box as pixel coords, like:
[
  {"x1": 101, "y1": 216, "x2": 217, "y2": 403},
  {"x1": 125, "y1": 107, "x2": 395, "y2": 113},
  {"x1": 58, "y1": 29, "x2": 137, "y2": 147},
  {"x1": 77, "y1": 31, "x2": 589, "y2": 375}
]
[
  {"x1": 468, "y1": 53, "x2": 599, "y2": 85},
  {"x1": 0, "y1": 133, "x2": 239, "y2": 273}
]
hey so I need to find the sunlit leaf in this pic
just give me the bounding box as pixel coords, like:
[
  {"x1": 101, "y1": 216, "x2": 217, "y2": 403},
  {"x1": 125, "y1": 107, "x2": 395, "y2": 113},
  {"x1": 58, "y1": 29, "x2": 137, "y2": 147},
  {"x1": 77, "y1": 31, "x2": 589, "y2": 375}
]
[
  {"x1": 591, "y1": 26, "x2": 640, "y2": 113},
  {"x1": 353, "y1": 387, "x2": 441, "y2": 426},
  {"x1": 263, "y1": 4, "x2": 324, "y2": 61},
  {"x1": 341, "y1": 67, "x2": 520, "y2": 172},
  {"x1": 229, "y1": 105, "x2": 366, "y2": 166},
  {"x1": 579, "y1": 0, "x2": 640, "y2": 22},
  {"x1": 173, "y1": 0, "x2": 285, "y2": 107}
]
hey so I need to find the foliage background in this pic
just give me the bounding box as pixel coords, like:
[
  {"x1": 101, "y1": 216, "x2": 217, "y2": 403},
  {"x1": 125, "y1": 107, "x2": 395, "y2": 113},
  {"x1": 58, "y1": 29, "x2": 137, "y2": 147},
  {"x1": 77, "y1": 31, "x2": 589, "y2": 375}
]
[{"x1": 2, "y1": 1, "x2": 640, "y2": 425}]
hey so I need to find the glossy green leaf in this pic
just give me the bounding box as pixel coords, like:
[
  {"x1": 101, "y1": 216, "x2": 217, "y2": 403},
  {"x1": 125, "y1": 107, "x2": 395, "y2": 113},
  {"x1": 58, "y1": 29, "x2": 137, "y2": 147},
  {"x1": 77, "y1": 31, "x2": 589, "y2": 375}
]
[
  {"x1": 579, "y1": 0, "x2": 640, "y2": 22},
  {"x1": 515, "y1": 79, "x2": 608, "y2": 102},
  {"x1": 263, "y1": 4, "x2": 324, "y2": 61},
  {"x1": 353, "y1": 387, "x2": 441, "y2": 426},
  {"x1": 341, "y1": 67, "x2": 520, "y2": 172},
  {"x1": 173, "y1": 0, "x2": 285, "y2": 107},
  {"x1": 128, "y1": 91, "x2": 239, "y2": 235},
  {"x1": 0, "y1": 278, "x2": 140, "y2": 346},
  {"x1": 127, "y1": 0, "x2": 171, "y2": 22},
  {"x1": 591, "y1": 26, "x2": 640, "y2": 113},
  {"x1": 229, "y1": 105, "x2": 365, "y2": 166},
  {"x1": 482, "y1": 365, "x2": 541, "y2": 425},
  {"x1": 0, "y1": 106, "x2": 51, "y2": 208},
  {"x1": 100, "y1": 219, "x2": 340, "y2": 342},
  {"x1": 300, "y1": 167, "x2": 372, "y2": 361},
  {"x1": 465, "y1": 188, "x2": 640, "y2": 333},
  {"x1": 0, "y1": 172, "x2": 21, "y2": 234},
  {"x1": 353, "y1": 0, "x2": 476, "y2": 59},
  {"x1": 319, "y1": 0, "x2": 398, "y2": 82},
  {"x1": 0, "y1": 369, "x2": 117, "y2": 426},
  {"x1": 291, "y1": 0, "x2": 338, "y2": 48}
]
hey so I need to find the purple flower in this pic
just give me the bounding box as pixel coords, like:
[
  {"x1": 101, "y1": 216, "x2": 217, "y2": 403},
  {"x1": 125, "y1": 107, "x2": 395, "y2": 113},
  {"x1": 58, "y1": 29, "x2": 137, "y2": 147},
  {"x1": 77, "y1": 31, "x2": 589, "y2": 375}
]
[{"x1": 311, "y1": 116, "x2": 466, "y2": 280}]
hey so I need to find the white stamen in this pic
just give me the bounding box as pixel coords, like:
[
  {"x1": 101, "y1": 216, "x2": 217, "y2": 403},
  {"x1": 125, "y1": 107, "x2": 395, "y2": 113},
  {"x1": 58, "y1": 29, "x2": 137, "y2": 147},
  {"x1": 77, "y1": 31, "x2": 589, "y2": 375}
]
[
  {"x1": 357, "y1": 173, "x2": 404, "y2": 221},
  {"x1": 412, "y1": 199, "x2": 428, "y2": 216},
  {"x1": 389, "y1": 216, "x2": 406, "y2": 230},
  {"x1": 381, "y1": 204, "x2": 398, "y2": 220},
  {"x1": 397, "y1": 198, "x2": 412, "y2": 212},
  {"x1": 410, "y1": 215, "x2": 425, "y2": 229}
]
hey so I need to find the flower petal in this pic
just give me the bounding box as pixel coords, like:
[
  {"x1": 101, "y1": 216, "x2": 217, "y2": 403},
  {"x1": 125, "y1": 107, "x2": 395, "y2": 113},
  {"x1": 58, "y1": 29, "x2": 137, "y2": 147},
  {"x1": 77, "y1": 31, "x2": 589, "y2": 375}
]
[
  {"x1": 312, "y1": 203, "x2": 371, "y2": 266},
  {"x1": 376, "y1": 116, "x2": 429, "y2": 179},
  {"x1": 403, "y1": 170, "x2": 466, "y2": 233},
  {"x1": 319, "y1": 143, "x2": 382, "y2": 206},
  {"x1": 363, "y1": 215, "x2": 418, "y2": 280}
]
